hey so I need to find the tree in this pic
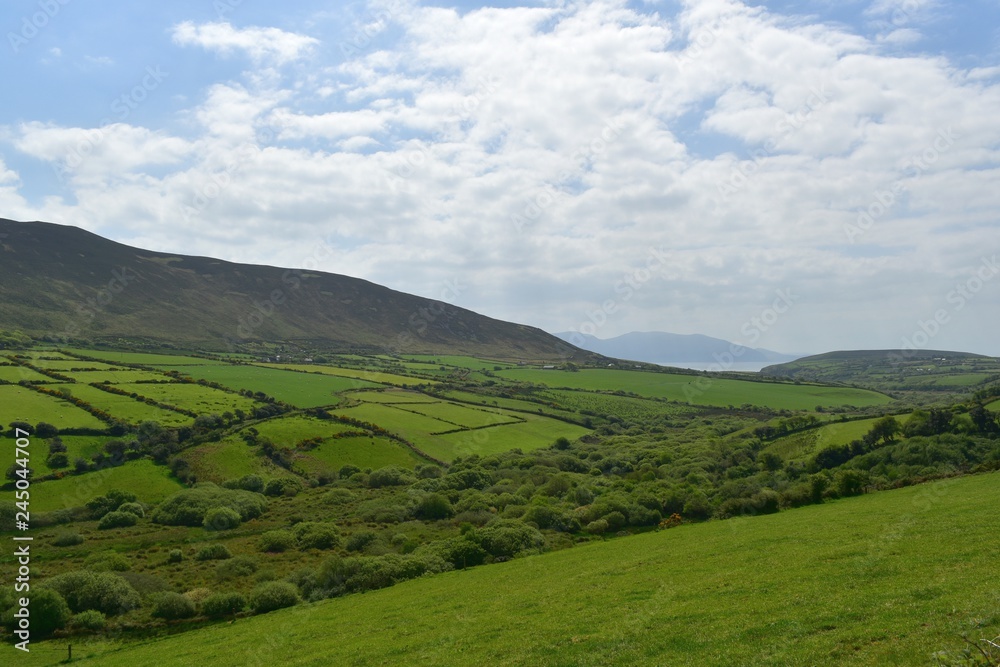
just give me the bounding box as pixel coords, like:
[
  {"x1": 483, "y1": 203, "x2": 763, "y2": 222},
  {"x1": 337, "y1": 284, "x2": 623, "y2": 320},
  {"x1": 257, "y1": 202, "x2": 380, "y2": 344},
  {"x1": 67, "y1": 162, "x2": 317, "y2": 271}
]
[
  {"x1": 249, "y1": 581, "x2": 298, "y2": 614},
  {"x1": 416, "y1": 493, "x2": 454, "y2": 520},
  {"x1": 151, "y1": 592, "x2": 196, "y2": 620},
  {"x1": 867, "y1": 416, "x2": 901, "y2": 446},
  {"x1": 22, "y1": 589, "x2": 71, "y2": 637},
  {"x1": 34, "y1": 422, "x2": 58, "y2": 439}
]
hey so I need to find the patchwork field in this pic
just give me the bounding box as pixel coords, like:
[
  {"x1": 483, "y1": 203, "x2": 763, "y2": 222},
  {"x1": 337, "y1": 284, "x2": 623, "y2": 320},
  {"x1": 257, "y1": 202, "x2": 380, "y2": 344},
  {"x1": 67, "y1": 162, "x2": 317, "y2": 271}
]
[
  {"x1": 496, "y1": 368, "x2": 892, "y2": 410},
  {"x1": 0, "y1": 385, "x2": 107, "y2": 430},
  {"x1": 122, "y1": 382, "x2": 260, "y2": 416},
  {"x1": 0, "y1": 459, "x2": 183, "y2": 512},
  {"x1": 43, "y1": 383, "x2": 191, "y2": 426},
  {"x1": 0, "y1": 364, "x2": 57, "y2": 383},
  {"x1": 156, "y1": 364, "x2": 379, "y2": 408},
  {"x1": 762, "y1": 417, "x2": 887, "y2": 462},
  {"x1": 64, "y1": 349, "x2": 228, "y2": 366},
  {"x1": 257, "y1": 363, "x2": 433, "y2": 388}
]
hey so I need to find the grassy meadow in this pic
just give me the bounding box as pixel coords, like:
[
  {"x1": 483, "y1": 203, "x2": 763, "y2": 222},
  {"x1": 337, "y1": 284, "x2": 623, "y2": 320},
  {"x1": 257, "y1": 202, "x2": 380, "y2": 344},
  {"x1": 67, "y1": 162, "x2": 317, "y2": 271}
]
[{"x1": 6, "y1": 472, "x2": 998, "y2": 666}]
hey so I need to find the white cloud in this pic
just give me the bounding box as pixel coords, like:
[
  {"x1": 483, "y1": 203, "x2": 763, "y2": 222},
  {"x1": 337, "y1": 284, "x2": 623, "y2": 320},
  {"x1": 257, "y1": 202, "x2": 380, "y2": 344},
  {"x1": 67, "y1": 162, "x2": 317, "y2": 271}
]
[
  {"x1": 171, "y1": 21, "x2": 318, "y2": 65},
  {"x1": 6, "y1": 1, "x2": 1000, "y2": 355}
]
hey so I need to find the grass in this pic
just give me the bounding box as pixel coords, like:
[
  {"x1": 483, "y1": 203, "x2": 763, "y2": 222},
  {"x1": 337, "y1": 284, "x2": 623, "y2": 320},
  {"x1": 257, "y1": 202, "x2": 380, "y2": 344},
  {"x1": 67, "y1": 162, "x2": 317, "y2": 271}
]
[
  {"x1": 404, "y1": 354, "x2": 516, "y2": 371},
  {"x1": 257, "y1": 363, "x2": 432, "y2": 387},
  {"x1": 420, "y1": 413, "x2": 591, "y2": 461},
  {"x1": 762, "y1": 417, "x2": 887, "y2": 462},
  {"x1": 348, "y1": 389, "x2": 440, "y2": 404},
  {"x1": 10, "y1": 471, "x2": 998, "y2": 666},
  {"x1": 121, "y1": 382, "x2": 260, "y2": 417},
  {"x1": 63, "y1": 349, "x2": 228, "y2": 366},
  {"x1": 0, "y1": 364, "x2": 55, "y2": 382},
  {"x1": 496, "y1": 368, "x2": 893, "y2": 410},
  {"x1": 156, "y1": 364, "x2": 379, "y2": 408},
  {"x1": 246, "y1": 415, "x2": 358, "y2": 448},
  {"x1": 42, "y1": 383, "x2": 191, "y2": 426},
  {"x1": 0, "y1": 385, "x2": 107, "y2": 430},
  {"x1": 298, "y1": 435, "x2": 424, "y2": 473},
  {"x1": 61, "y1": 369, "x2": 173, "y2": 384},
  {"x1": 183, "y1": 435, "x2": 297, "y2": 483},
  {"x1": 0, "y1": 460, "x2": 183, "y2": 512}
]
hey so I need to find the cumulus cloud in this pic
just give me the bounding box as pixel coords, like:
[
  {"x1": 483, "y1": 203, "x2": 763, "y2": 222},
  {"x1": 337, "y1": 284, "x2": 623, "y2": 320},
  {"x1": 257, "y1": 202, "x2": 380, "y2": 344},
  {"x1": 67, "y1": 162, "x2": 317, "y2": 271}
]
[
  {"x1": 171, "y1": 21, "x2": 318, "y2": 65},
  {"x1": 5, "y1": 0, "x2": 1000, "y2": 355}
]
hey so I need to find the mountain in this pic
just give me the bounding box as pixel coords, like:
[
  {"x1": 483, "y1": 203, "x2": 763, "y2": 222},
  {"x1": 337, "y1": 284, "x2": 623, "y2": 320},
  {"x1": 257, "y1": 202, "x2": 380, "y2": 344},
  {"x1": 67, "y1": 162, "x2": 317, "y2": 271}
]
[
  {"x1": 761, "y1": 349, "x2": 1000, "y2": 393},
  {"x1": 0, "y1": 219, "x2": 586, "y2": 359},
  {"x1": 555, "y1": 331, "x2": 800, "y2": 366}
]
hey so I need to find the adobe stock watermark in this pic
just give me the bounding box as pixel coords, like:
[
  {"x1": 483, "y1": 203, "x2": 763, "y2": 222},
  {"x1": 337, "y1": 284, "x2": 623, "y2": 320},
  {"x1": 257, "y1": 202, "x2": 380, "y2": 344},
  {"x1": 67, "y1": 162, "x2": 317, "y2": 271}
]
[
  {"x1": 338, "y1": 0, "x2": 405, "y2": 58},
  {"x1": 181, "y1": 120, "x2": 279, "y2": 222},
  {"x1": 683, "y1": 287, "x2": 799, "y2": 401},
  {"x1": 55, "y1": 267, "x2": 140, "y2": 344},
  {"x1": 889, "y1": 254, "x2": 999, "y2": 365},
  {"x1": 54, "y1": 66, "x2": 169, "y2": 183},
  {"x1": 845, "y1": 127, "x2": 957, "y2": 243},
  {"x1": 561, "y1": 246, "x2": 670, "y2": 344},
  {"x1": 511, "y1": 116, "x2": 627, "y2": 234},
  {"x1": 7, "y1": 0, "x2": 71, "y2": 54},
  {"x1": 714, "y1": 85, "x2": 831, "y2": 208}
]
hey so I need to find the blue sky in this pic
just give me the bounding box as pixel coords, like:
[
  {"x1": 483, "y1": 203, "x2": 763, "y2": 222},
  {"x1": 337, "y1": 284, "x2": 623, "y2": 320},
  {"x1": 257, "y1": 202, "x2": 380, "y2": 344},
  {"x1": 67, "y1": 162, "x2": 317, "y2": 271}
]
[{"x1": 2, "y1": 0, "x2": 999, "y2": 356}]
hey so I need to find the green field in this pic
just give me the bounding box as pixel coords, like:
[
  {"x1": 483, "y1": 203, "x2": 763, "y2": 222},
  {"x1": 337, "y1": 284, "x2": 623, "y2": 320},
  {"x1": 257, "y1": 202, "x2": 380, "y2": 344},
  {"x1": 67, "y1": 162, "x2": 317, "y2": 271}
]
[
  {"x1": 0, "y1": 459, "x2": 183, "y2": 512},
  {"x1": 184, "y1": 435, "x2": 298, "y2": 483},
  {"x1": 44, "y1": 383, "x2": 191, "y2": 426},
  {"x1": 27, "y1": 359, "x2": 119, "y2": 371},
  {"x1": 258, "y1": 363, "x2": 433, "y2": 387},
  {"x1": 10, "y1": 471, "x2": 997, "y2": 666},
  {"x1": 335, "y1": 400, "x2": 589, "y2": 462},
  {"x1": 496, "y1": 368, "x2": 893, "y2": 409},
  {"x1": 246, "y1": 415, "x2": 358, "y2": 448},
  {"x1": 62, "y1": 369, "x2": 174, "y2": 384},
  {"x1": 0, "y1": 364, "x2": 56, "y2": 383},
  {"x1": 0, "y1": 385, "x2": 107, "y2": 430},
  {"x1": 424, "y1": 413, "x2": 591, "y2": 461},
  {"x1": 988, "y1": 399, "x2": 1000, "y2": 411},
  {"x1": 297, "y1": 435, "x2": 423, "y2": 473},
  {"x1": 405, "y1": 354, "x2": 516, "y2": 371},
  {"x1": 762, "y1": 417, "x2": 886, "y2": 461},
  {"x1": 63, "y1": 349, "x2": 228, "y2": 366},
  {"x1": 156, "y1": 364, "x2": 378, "y2": 408},
  {"x1": 348, "y1": 389, "x2": 441, "y2": 404},
  {"x1": 122, "y1": 382, "x2": 260, "y2": 416}
]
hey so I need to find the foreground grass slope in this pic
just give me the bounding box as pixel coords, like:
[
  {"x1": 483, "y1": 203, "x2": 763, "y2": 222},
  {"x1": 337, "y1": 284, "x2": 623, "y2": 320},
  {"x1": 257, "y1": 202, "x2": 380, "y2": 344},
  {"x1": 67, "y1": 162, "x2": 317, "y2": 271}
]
[{"x1": 12, "y1": 472, "x2": 998, "y2": 666}]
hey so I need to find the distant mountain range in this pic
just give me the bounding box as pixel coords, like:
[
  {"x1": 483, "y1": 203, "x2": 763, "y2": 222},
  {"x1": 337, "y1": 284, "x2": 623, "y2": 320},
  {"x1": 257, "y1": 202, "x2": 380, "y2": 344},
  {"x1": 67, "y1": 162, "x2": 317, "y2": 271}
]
[
  {"x1": 0, "y1": 218, "x2": 589, "y2": 360},
  {"x1": 554, "y1": 331, "x2": 801, "y2": 367}
]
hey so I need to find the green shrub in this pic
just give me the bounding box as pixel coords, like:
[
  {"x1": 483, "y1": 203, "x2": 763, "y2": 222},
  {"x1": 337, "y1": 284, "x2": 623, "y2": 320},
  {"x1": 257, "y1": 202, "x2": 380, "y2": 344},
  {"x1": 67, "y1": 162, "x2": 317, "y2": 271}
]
[
  {"x1": 222, "y1": 473, "x2": 264, "y2": 493},
  {"x1": 202, "y1": 592, "x2": 246, "y2": 618},
  {"x1": 346, "y1": 531, "x2": 379, "y2": 553},
  {"x1": 249, "y1": 581, "x2": 298, "y2": 614},
  {"x1": 151, "y1": 484, "x2": 267, "y2": 527},
  {"x1": 259, "y1": 530, "x2": 295, "y2": 553},
  {"x1": 1, "y1": 588, "x2": 70, "y2": 637},
  {"x1": 195, "y1": 544, "x2": 232, "y2": 561},
  {"x1": 472, "y1": 520, "x2": 545, "y2": 559},
  {"x1": 117, "y1": 502, "x2": 145, "y2": 518},
  {"x1": 98, "y1": 510, "x2": 138, "y2": 530},
  {"x1": 42, "y1": 571, "x2": 141, "y2": 615},
  {"x1": 367, "y1": 465, "x2": 415, "y2": 488},
  {"x1": 46, "y1": 452, "x2": 69, "y2": 469},
  {"x1": 86, "y1": 489, "x2": 137, "y2": 519},
  {"x1": 151, "y1": 592, "x2": 196, "y2": 620},
  {"x1": 585, "y1": 519, "x2": 609, "y2": 534},
  {"x1": 85, "y1": 552, "x2": 131, "y2": 572},
  {"x1": 71, "y1": 609, "x2": 106, "y2": 631},
  {"x1": 203, "y1": 506, "x2": 242, "y2": 531},
  {"x1": 294, "y1": 523, "x2": 341, "y2": 550},
  {"x1": 167, "y1": 549, "x2": 183, "y2": 564},
  {"x1": 415, "y1": 493, "x2": 454, "y2": 520},
  {"x1": 322, "y1": 488, "x2": 355, "y2": 505},
  {"x1": 216, "y1": 555, "x2": 259, "y2": 580},
  {"x1": 52, "y1": 531, "x2": 85, "y2": 547},
  {"x1": 263, "y1": 477, "x2": 303, "y2": 497}
]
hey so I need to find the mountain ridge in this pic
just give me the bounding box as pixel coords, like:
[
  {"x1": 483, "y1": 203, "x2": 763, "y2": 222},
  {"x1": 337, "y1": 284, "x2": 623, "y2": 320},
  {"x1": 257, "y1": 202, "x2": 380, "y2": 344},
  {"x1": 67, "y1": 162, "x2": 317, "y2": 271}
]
[
  {"x1": 0, "y1": 219, "x2": 587, "y2": 360},
  {"x1": 555, "y1": 330, "x2": 800, "y2": 366}
]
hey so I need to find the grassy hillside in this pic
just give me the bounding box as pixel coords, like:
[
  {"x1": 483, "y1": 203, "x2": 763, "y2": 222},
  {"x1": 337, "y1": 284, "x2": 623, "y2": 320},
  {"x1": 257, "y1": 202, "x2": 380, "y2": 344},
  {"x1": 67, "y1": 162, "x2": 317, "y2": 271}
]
[
  {"x1": 496, "y1": 367, "x2": 891, "y2": 409},
  {"x1": 8, "y1": 472, "x2": 998, "y2": 666},
  {"x1": 0, "y1": 219, "x2": 586, "y2": 360},
  {"x1": 762, "y1": 350, "x2": 1000, "y2": 404}
]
